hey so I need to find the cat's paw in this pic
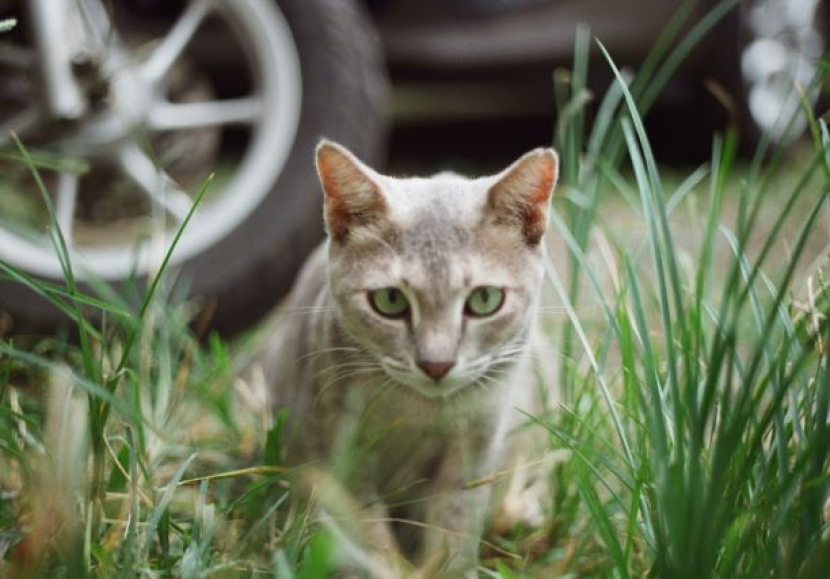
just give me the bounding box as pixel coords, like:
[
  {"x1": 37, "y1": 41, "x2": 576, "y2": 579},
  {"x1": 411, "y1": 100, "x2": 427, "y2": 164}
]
[{"x1": 491, "y1": 450, "x2": 567, "y2": 533}]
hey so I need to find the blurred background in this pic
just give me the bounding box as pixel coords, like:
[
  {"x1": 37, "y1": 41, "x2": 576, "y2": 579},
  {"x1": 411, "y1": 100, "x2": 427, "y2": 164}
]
[
  {"x1": 0, "y1": 0, "x2": 826, "y2": 332},
  {"x1": 373, "y1": 0, "x2": 827, "y2": 170}
]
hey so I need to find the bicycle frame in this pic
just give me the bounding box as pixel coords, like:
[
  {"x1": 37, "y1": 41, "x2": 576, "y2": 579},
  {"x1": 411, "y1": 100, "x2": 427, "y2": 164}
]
[{"x1": 27, "y1": 0, "x2": 112, "y2": 120}]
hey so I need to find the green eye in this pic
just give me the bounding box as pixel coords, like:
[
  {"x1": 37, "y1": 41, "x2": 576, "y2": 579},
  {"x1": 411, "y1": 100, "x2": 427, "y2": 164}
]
[
  {"x1": 465, "y1": 286, "x2": 505, "y2": 317},
  {"x1": 369, "y1": 288, "x2": 410, "y2": 318}
]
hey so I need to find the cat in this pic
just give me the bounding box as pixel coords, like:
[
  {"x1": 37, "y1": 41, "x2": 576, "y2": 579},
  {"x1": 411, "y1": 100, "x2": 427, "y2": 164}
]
[{"x1": 258, "y1": 140, "x2": 558, "y2": 576}]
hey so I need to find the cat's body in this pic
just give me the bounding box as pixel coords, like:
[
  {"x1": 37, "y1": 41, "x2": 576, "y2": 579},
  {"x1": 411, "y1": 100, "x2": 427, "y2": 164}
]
[{"x1": 259, "y1": 142, "x2": 558, "y2": 574}]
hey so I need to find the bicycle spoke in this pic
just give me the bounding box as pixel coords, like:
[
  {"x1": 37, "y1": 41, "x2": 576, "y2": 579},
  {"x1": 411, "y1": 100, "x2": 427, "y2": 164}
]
[
  {"x1": 28, "y1": 0, "x2": 87, "y2": 118},
  {"x1": 55, "y1": 171, "x2": 79, "y2": 246},
  {"x1": 141, "y1": 0, "x2": 211, "y2": 83},
  {"x1": 147, "y1": 96, "x2": 263, "y2": 130},
  {"x1": 119, "y1": 144, "x2": 192, "y2": 222},
  {"x1": 75, "y1": 0, "x2": 116, "y2": 56}
]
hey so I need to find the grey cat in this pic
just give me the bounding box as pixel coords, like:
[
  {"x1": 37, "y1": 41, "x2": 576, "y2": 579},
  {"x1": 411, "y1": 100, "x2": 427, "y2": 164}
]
[{"x1": 259, "y1": 140, "x2": 558, "y2": 575}]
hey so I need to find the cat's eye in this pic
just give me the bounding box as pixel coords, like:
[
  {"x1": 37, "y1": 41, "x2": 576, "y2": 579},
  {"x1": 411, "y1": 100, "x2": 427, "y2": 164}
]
[
  {"x1": 369, "y1": 288, "x2": 410, "y2": 318},
  {"x1": 465, "y1": 286, "x2": 505, "y2": 317}
]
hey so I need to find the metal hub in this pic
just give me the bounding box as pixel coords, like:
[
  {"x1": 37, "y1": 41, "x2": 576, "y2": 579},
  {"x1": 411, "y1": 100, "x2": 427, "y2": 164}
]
[{"x1": 58, "y1": 67, "x2": 156, "y2": 156}]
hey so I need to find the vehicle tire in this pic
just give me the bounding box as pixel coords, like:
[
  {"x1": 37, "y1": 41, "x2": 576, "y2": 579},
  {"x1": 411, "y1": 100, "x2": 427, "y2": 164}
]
[{"x1": 0, "y1": 0, "x2": 388, "y2": 334}]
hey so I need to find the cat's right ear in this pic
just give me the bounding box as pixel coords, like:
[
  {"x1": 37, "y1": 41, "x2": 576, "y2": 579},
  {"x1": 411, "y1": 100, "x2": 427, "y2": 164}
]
[
  {"x1": 316, "y1": 140, "x2": 386, "y2": 243},
  {"x1": 487, "y1": 147, "x2": 558, "y2": 245}
]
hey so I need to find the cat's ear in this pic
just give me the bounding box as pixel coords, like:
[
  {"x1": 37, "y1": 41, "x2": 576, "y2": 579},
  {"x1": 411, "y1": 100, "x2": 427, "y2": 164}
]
[
  {"x1": 487, "y1": 147, "x2": 558, "y2": 245},
  {"x1": 316, "y1": 140, "x2": 386, "y2": 243}
]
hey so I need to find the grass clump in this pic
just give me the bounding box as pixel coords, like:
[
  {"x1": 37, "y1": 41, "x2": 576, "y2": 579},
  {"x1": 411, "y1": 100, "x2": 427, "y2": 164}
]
[{"x1": 536, "y1": 25, "x2": 829, "y2": 578}]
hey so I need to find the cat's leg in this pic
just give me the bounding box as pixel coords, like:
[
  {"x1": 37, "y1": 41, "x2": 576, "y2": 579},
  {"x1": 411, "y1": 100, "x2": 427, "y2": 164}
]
[
  {"x1": 359, "y1": 500, "x2": 401, "y2": 558},
  {"x1": 490, "y1": 448, "x2": 557, "y2": 534},
  {"x1": 491, "y1": 341, "x2": 561, "y2": 533},
  {"x1": 421, "y1": 486, "x2": 489, "y2": 578},
  {"x1": 417, "y1": 440, "x2": 494, "y2": 578},
  {"x1": 314, "y1": 478, "x2": 409, "y2": 577},
  {"x1": 330, "y1": 500, "x2": 411, "y2": 579}
]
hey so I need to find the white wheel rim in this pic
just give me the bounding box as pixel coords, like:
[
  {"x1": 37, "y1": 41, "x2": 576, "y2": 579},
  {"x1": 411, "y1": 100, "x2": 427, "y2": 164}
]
[
  {"x1": 0, "y1": 0, "x2": 302, "y2": 280},
  {"x1": 740, "y1": 0, "x2": 823, "y2": 142}
]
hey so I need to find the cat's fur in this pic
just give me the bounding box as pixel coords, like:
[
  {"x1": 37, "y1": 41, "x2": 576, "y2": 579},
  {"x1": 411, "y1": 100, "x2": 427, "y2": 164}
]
[{"x1": 259, "y1": 141, "x2": 558, "y2": 574}]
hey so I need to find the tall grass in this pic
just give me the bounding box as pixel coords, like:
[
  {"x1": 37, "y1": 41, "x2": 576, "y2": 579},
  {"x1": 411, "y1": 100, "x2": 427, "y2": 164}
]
[
  {"x1": 1, "y1": 2, "x2": 828, "y2": 577},
  {"x1": 541, "y1": 27, "x2": 829, "y2": 579}
]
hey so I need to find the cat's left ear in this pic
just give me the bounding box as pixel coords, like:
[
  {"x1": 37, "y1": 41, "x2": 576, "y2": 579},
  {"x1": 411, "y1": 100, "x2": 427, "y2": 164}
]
[
  {"x1": 487, "y1": 148, "x2": 558, "y2": 245},
  {"x1": 316, "y1": 140, "x2": 386, "y2": 243}
]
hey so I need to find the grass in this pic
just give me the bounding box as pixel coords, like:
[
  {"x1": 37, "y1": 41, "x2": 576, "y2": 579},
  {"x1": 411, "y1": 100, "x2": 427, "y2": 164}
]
[
  {"x1": 1, "y1": 3, "x2": 829, "y2": 577},
  {"x1": 540, "y1": 49, "x2": 829, "y2": 579}
]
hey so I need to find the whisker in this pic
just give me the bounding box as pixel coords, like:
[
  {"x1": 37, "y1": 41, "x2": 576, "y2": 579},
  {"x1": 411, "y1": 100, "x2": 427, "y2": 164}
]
[
  {"x1": 284, "y1": 309, "x2": 337, "y2": 318},
  {"x1": 313, "y1": 367, "x2": 386, "y2": 408},
  {"x1": 536, "y1": 305, "x2": 596, "y2": 312},
  {"x1": 297, "y1": 346, "x2": 362, "y2": 364},
  {"x1": 316, "y1": 363, "x2": 382, "y2": 382},
  {"x1": 286, "y1": 305, "x2": 337, "y2": 313}
]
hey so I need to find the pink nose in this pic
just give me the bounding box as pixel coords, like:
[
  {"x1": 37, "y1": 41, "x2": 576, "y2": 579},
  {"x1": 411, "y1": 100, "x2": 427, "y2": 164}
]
[{"x1": 417, "y1": 360, "x2": 455, "y2": 381}]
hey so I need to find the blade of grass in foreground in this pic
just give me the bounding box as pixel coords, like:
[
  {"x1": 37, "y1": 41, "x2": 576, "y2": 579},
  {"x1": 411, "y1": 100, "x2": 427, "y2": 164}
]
[
  {"x1": 542, "y1": 21, "x2": 829, "y2": 576},
  {"x1": 3, "y1": 135, "x2": 216, "y2": 551},
  {"x1": 12, "y1": 133, "x2": 98, "y2": 384},
  {"x1": 89, "y1": 172, "x2": 215, "y2": 535}
]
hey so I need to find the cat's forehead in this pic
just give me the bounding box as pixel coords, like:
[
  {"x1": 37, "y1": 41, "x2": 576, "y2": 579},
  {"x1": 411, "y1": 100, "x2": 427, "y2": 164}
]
[
  {"x1": 381, "y1": 176, "x2": 485, "y2": 265},
  {"x1": 330, "y1": 171, "x2": 540, "y2": 289},
  {"x1": 379, "y1": 174, "x2": 490, "y2": 227},
  {"x1": 362, "y1": 243, "x2": 521, "y2": 293},
  {"x1": 359, "y1": 217, "x2": 531, "y2": 291}
]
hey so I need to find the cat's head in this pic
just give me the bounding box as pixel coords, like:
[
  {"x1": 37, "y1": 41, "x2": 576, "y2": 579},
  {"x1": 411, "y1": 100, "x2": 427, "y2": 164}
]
[{"x1": 316, "y1": 140, "x2": 557, "y2": 399}]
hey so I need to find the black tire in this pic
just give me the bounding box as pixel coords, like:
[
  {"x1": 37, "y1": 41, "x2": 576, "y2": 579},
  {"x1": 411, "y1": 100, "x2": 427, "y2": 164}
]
[
  {"x1": 0, "y1": 0, "x2": 389, "y2": 335},
  {"x1": 183, "y1": 0, "x2": 389, "y2": 334}
]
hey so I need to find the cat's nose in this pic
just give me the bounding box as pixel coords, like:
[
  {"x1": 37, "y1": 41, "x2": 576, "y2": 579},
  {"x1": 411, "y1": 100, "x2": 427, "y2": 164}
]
[{"x1": 417, "y1": 360, "x2": 455, "y2": 381}]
